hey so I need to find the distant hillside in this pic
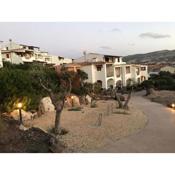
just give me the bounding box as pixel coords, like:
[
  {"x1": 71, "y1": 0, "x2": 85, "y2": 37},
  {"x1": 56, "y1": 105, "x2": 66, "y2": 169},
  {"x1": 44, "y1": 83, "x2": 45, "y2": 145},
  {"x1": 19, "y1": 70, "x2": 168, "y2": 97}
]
[{"x1": 123, "y1": 50, "x2": 175, "y2": 64}]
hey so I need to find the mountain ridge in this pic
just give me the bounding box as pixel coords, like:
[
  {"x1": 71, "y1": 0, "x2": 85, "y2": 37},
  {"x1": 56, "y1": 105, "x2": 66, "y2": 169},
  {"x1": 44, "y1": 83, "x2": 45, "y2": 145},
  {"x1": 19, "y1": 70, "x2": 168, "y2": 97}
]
[{"x1": 123, "y1": 49, "x2": 175, "y2": 64}]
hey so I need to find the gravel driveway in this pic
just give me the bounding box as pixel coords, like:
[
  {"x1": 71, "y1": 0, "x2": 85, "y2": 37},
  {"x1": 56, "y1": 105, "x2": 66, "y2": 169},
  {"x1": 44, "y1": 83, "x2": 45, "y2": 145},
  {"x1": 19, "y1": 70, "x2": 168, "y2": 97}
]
[{"x1": 97, "y1": 91, "x2": 175, "y2": 153}]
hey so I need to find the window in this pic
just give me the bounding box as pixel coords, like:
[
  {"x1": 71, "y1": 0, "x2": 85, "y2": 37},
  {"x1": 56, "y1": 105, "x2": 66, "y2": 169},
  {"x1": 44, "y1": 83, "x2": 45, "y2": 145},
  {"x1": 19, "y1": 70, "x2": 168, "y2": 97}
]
[
  {"x1": 96, "y1": 65, "x2": 102, "y2": 71},
  {"x1": 126, "y1": 66, "x2": 130, "y2": 74},
  {"x1": 141, "y1": 67, "x2": 146, "y2": 71},
  {"x1": 6, "y1": 54, "x2": 10, "y2": 58},
  {"x1": 117, "y1": 58, "x2": 120, "y2": 62},
  {"x1": 105, "y1": 57, "x2": 109, "y2": 62}
]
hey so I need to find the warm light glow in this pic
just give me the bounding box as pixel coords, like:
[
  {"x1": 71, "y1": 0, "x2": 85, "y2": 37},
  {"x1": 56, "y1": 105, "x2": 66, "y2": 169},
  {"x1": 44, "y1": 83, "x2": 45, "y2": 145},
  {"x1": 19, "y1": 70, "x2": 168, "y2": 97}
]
[
  {"x1": 71, "y1": 96, "x2": 74, "y2": 99},
  {"x1": 17, "y1": 102, "x2": 23, "y2": 109},
  {"x1": 172, "y1": 103, "x2": 175, "y2": 108}
]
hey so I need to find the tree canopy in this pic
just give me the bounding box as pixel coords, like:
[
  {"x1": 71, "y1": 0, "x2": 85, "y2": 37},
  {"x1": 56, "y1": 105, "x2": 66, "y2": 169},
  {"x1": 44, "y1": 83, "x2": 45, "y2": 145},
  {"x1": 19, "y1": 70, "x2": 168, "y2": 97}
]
[{"x1": 0, "y1": 62, "x2": 88, "y2": 113}]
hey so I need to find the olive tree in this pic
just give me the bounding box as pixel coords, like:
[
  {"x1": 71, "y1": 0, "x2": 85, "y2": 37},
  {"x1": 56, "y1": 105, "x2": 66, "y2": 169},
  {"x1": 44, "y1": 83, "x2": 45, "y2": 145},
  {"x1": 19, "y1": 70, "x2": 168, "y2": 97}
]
[{"x1": 32, "y1": 65, "x2": 75, "y2": 135}]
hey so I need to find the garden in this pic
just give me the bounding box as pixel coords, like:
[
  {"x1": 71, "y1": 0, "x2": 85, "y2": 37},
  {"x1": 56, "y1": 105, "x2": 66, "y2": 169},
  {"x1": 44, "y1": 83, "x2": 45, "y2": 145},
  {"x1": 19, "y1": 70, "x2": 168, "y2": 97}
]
[{"x1": 0, "y1": 62, "x2": 148, "y2": 152}]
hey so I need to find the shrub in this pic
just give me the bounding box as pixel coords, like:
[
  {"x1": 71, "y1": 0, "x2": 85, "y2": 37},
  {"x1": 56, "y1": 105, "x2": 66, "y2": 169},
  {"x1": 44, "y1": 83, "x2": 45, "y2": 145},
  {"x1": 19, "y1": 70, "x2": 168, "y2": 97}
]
[
  {"x1": 141, "y1": 71, "x2": 175, "y2": 91},
  {"x1": 0, "y1": 63, "x2": 46, "y2": 112}
]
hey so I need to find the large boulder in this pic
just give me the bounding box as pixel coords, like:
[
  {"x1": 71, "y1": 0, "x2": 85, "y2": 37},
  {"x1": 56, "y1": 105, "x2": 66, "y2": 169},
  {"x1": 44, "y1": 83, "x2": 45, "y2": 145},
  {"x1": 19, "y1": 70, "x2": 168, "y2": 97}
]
[
  {"x1": 85, "y1": 95, "x2": 92, "y2": 104},
  {"x1": 38, "y1": 97, "x2": 55, "y2": 115},
  {"x1": 10, "y1": 109, "x2": 33, "y2": 121},
  {"x1": 65, "y1": 95, "x2": 80, "y2": 107},
  {"x1": 72, "y1": 95, "x2": 80, "y2": 107}
]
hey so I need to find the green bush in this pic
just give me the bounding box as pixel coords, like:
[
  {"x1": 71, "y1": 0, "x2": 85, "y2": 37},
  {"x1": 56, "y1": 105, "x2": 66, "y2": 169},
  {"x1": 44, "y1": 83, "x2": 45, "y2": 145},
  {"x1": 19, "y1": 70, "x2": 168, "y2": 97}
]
[
  {"x1": 141, "y1": 71, "x2": 175, "y2": 91},
  {"x1": 0, "y1": 62, "x2": 89, "y2": 113},
  {"x1": 0, "y1": 63, "x2": 47, "y2": 112}
]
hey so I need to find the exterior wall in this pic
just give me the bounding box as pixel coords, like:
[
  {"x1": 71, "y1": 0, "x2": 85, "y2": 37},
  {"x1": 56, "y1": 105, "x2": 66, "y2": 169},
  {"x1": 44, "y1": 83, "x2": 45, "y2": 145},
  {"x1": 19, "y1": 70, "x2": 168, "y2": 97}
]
[
  {"x1": 57, "y1": 57, "x2": 73, "y2": 65},
  {"x1": 10, "y1": 53, "x2": 23, "y2": 64},
  {"x1": 2, "y1": 52, "x2": 23, "y2": 64},
  {"x1": 81, "y1": 65, "x2": 94, "y2": 83},
  {"x1": 81, "y1": 64, "x2": 107, "y2": 88},
  {"x1": 75, "y1": 53, "x2": 104, "y2": 62},
  {"x1": 93, "y1": 64, "x2": 107, "y2": 88},
  {"x1": 74, "y1": 53, "x2": 126, "y2": 65}
]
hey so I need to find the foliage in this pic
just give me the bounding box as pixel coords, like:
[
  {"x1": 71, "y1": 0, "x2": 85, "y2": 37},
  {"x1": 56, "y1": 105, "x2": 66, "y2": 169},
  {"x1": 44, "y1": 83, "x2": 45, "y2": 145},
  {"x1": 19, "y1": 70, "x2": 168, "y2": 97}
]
[
  {"x1": 0, "y1": 63, "x2": 58, "y2": 112},
  {"x1": 141, "y1": 71, "x2": 175, "y2": 90},
  {"x1": 0, "y1": 63, "x2": 41, "y2": 112},
  {"x1": 93, "y1": 82, "x2": 102, "y2": 94},
  {"x1": 0, "y1": 62, "x2": 89, "y2": 113},
  {"x1": 71, "y1": 70, "x2": 88, "y2": 96}
]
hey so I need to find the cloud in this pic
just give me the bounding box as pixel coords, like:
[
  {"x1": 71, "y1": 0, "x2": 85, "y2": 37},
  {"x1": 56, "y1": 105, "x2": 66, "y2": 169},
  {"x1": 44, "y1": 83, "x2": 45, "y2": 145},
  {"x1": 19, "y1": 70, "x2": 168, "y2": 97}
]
[
  {"x1": 98, "y1": 28, "x2": 120, "y2": 33},
  {"x1": 128, "y1": 43, "x2": 135, "y2": 46},
  {"x1": 139, "y1": 32, "x2": 171, "y2": 39},
  {"x1": 99, "y1": 46, "x2": 112, "y2": 50},
  {"x1": 111, "y1": 28, "x2": 120, "y2": 32}
]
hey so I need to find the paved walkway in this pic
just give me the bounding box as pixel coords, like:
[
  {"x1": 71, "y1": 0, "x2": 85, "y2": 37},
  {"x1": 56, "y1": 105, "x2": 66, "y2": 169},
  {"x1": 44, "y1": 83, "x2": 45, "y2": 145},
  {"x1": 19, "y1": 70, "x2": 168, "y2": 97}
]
[{"x1": 97, "y1": 92, "x2": 175, "y2": 153}]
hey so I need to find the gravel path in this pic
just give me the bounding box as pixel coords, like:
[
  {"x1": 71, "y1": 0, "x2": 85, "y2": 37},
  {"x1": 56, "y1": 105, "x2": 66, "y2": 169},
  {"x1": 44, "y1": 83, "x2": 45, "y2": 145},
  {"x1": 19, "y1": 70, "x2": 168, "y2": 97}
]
[
  {"x1": 28, "y1": 99, "x2": 147, "y2": 152},
  {"x1": 97, "y1": 91, "x2": 175, "y2": 153}
]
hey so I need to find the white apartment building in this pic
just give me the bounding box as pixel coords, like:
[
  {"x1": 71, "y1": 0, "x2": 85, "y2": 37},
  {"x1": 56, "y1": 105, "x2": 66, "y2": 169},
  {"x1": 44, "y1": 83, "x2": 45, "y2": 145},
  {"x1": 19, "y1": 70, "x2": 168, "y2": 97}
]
[
  {"x1": 1, "y1": 40, "x2": 72, "y2": 65},
  {"x1": 74, "y1": 53, "x2": 148, "y2": 89}
]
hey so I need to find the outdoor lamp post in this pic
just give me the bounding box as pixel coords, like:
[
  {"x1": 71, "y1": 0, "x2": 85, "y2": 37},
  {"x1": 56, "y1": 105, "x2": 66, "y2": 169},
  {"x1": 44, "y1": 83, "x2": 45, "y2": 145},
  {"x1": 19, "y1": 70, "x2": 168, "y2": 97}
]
[{"x1": 17, "y1": 102, "x2": 23, "y2": 124}]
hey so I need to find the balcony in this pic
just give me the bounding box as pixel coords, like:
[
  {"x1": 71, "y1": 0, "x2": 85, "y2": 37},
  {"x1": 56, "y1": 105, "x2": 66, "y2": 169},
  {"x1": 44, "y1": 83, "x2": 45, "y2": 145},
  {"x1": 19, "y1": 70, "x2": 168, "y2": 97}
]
[
  {"x1": 22, "y1": 56, "x2": 35, "y2": 62},
  {"x1": 106, "y1": 64, "x2": 114, "y2": 77},
  {"x1": 115, "y1": 67, "x2": 121, "y2": 78}
]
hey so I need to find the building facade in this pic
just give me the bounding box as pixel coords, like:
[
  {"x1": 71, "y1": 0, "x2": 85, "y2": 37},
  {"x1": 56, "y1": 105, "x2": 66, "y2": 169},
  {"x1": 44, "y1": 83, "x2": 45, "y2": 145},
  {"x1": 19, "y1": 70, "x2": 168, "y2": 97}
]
[
  {"x1": 74, "y1": 53, "x2": 148, "y2": 89},
  {"x1": 1, "y1": 40, "x2": 72, "y2": 65}
]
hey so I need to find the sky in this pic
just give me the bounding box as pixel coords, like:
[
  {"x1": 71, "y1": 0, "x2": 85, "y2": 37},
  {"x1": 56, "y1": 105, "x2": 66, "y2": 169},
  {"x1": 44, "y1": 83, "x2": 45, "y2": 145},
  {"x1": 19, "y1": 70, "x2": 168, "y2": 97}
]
[{"x1": 0, "y1": 22, "x2": 175, "y2": 58}]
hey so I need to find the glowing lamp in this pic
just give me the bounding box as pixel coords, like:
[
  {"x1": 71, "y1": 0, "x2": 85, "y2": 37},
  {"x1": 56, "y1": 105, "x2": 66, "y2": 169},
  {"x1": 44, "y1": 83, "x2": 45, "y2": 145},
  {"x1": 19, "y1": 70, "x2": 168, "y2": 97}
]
[
  {"x1": 17, "y1": 102, "x2": 23, "y2": 109},
  {"x1": 17, "y1": 102, "x2": 23, "y2": 124}
]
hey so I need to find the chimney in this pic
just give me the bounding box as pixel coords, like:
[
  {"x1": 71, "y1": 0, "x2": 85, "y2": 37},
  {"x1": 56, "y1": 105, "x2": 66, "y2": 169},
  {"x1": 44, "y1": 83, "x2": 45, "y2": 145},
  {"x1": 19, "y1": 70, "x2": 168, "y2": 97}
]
[{"x1": 83, "y1": 51, "x2": 87, "y2": 61}]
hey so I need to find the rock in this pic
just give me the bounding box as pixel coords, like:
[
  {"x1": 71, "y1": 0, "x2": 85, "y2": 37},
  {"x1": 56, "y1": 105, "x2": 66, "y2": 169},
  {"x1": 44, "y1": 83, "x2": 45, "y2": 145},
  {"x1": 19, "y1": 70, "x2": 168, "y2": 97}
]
[
  {"x1": 10, "y1": 109, "x2": 33, "y2": 121},
  {"x1": 19, "y1": 124, "x2": 28, "y2": 131},
  {"x1": 64, "y1": 97, "x2": 73, "y2": 107},
  {"x1": 38, "y1": 97, "x2": 55, "y2": 115},
  {"x1": 31, "y1": 112, "x2": 38, "y2": 119},
  {"x1": 85, "y1": 95, "x2": 92, "y2": 104},
  {"x1": 65, "y1": 95, "x2": 80, "y2": 107},
  {"x1": 72, "y1": 95, "x2": 80, "y2": 107}
]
